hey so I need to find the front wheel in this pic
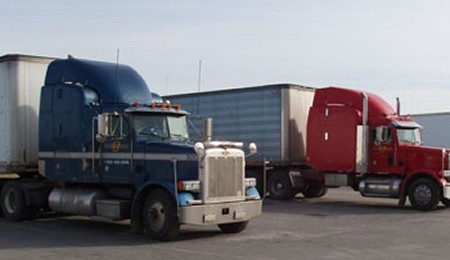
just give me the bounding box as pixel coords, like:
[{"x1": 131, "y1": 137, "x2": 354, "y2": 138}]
[
  {"x1": 0, "y1": 180, "x2": 33, "y2": 221},
  {"x1": 218, "y1": 221, "x2": 248, "y2": 233},
  {"x1": 408, "y1": 178, "x2": 440, "y2": 211},
  {"x1": 142, "y1": 189, "x2": 180, "y2": 241}
]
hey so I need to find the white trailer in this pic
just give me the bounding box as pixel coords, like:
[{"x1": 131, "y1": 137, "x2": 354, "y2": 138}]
[{"x1": 0, "y1": 54, "x2": 54, "y2": 174}]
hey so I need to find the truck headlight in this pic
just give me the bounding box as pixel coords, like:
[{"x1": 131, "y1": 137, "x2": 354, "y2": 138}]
[
  {"x1": 194, "y1": 142, "x2": 205, "y2": 156},
  {"x1": 245, "y1": 178, "x2": 257, "y2": 188},
  {"x1": 177, "y1": 180, "x2": 200, "y2": 192}
]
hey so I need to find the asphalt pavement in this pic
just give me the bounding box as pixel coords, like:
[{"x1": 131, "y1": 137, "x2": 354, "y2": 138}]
[{"x1": 1, "y1": 187, "x2": 449, "y2": 260}]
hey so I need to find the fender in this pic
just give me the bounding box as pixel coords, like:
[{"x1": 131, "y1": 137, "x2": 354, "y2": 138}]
[
  {"x1": 130, "y1": 179, "x2": 177, "y2": 231},
  {"x1": 401, "y1": 170, "x2": 442, "y2": 195}
]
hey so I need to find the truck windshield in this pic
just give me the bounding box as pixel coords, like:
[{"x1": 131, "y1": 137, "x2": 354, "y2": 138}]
[
  {"x1": 134, "y1": 114, "x2": 189, "y2": 141},
  {"x1": 396, "y1": 128, "x2": 421, "y2": 144}
]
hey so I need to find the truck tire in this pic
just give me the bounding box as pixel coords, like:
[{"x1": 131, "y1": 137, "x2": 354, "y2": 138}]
[
  {"x1": 268, "y1": 171, "x2": 295, "y2": 200},
  {"x1": 408, "y1": 178, "x2": 440, "y2": 211},
  {"x1": 142, "y1": 189, "x2": 179, "y2": 241},
  {"x1": 218, "y1": 221, "x2": 248, "y2": 233},
  {"x1": 0, "y1": 180, "x2": 33, "y2": 221},
  {"x1": 0, "y1": 180, "x2": 4, "y2": 217},
  {"x1": 303, "y1": 181, "x2": 328, "y2": 198}
]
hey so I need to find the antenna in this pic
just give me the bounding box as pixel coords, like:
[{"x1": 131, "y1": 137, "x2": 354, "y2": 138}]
[
  {"x1": 114, "y1": 48, "x2": 120, "y2": 104},
  {"x1": 197, "y1": 59, "x2": 202, "y2": 92},
  {"x1": 196, "y1": 59, "x2": 202, "y2": 116}
]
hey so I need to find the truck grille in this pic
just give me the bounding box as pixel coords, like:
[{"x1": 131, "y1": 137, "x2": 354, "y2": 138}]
[{"x1": 204, "y1": 155, "x2": 245, "y2": 203}]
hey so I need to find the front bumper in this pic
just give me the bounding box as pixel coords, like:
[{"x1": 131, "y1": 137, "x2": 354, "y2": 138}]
[
  {"x1": 443, "y1": 182, "x2": 450, "y2": 199},
  {"x1": 178, "y1": 200, "x2": 262, "y2": 225}
]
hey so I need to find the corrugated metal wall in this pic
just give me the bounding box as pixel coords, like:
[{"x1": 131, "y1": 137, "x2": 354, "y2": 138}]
[
  {"x1": 167, "y1": 84, "x2": 315, "y2": 163},
  {"x1": 168, "y1": 86, "x2": 283, "y2": 162},
  {"x1": 0, "y1": 61, "x2": 7, "y2": 168},
  {"x1": 414, "y1": 113, "x2": 450, "y2": 148}
]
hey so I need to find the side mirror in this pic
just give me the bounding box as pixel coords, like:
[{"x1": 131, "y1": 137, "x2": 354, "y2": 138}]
[{"x1": 96, "y1": 114, "x2": 108, "y2": 143}]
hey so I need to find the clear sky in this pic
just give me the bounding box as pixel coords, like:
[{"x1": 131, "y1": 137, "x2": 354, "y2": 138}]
[{"x1": 2, "y1": 0, "x2": 450, "y2": 114}]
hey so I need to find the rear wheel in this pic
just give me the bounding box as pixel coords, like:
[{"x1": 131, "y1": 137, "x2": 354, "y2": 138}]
[
  {"x1": 408, "y1": 178, "x2": 440, "y2": 211},
  {"x1": 302, "y1": 181, "x2": 328, "y2": 198},
  {"x1": 218, "y1": 221, "x2": 248, "y2": 233},
  {"x1": 268, "y1": 171, "x2": 295, "y2": 200},
  {"x1": 0, "y1": 180, "x2": 33, "y2": 221},
  {"x1": 142, "y1": 189, "x2": 179, "y2": 241}
]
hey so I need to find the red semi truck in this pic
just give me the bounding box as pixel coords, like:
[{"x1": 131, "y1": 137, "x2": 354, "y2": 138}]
[{"x1": 167, "y1": 84, "x2": 450, "y2": 211}]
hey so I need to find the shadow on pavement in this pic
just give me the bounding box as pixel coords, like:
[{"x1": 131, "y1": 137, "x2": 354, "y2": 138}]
[{"x1": 0, "y1": 216, "x2": 223, "y2": 249}]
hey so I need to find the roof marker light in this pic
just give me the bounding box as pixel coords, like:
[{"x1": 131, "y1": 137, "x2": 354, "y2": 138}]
[{"x1": 133, "y1": 101, "x2": 139, "y2": 108}]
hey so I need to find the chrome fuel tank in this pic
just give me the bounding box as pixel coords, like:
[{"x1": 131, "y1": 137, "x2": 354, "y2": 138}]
[{"x1": 49, "y1": 188, "x2": 106, "y2": 216}]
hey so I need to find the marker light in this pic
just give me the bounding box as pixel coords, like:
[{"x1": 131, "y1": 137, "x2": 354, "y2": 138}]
[
  {"x1": 133, "y1": 101, "x2": 139, "y2": 108},
  {"x1": 177, "y1": 180, "x2": 200, "y2": 192}
]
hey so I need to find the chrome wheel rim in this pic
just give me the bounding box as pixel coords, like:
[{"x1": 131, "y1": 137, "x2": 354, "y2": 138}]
[
  {"x1": 414, "y1": 184, "x2": 432, "y2": 206},
  {"x1": 4, "y1": 189, "x2": 18, "y2": 214},
  {"x1": 148, "y1": 201, "x2": 165, "y2": 231}
]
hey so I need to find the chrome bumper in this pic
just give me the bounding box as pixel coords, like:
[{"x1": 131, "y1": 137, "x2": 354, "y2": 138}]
[
  {"x1": 443, "y1": 182, "x2": 450, "y2": 199},
  {"x1": 178, "y1": 200, "x2": 262, "y2": 225}
]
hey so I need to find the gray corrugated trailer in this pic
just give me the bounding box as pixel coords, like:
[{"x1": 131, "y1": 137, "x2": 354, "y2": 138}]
[
  {"x1": 166, "y1": 84, "x2": 315, "y2": 164},
  {"x1": 413, "y1": 112, "x2": 450, "y2": 148},
  {"x1": 0, "y1": 54, "x2": 54, "y2": 174},
  {"x1": 165, "y1": 84, "x2": 323, "y2": 199}
]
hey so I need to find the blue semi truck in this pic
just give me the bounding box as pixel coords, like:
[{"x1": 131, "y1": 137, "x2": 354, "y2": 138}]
[{"x1": 0, "y1": 54, "x2": 262, "y2": 240}]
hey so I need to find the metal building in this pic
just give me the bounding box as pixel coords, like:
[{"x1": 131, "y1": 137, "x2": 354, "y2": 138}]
[{"x1": 413, "y1": 112, "x2": 450, "y2": 148}]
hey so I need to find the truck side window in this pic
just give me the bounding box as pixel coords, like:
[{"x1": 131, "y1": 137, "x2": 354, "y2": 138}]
[
  {"x1": 105, "y1": 114, "x2": 130, "y2": 139},
  {"x1": 374, "y1": 126, "x2": 392, "y2": 145}
]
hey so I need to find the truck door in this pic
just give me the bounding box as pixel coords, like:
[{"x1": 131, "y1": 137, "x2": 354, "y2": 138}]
[
  {"x1": 369, "y1": 126, "x2": 403, "y2": 173},
  {"x1": 98, "y1": 113, "x2": 134, "y2": 184}
]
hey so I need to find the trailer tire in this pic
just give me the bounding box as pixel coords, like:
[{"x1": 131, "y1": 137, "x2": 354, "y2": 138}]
[
  {"x1": 303, "y1": 181, "x2": 328, "y2": 198},
  {"x1": 142, "y1": 189, "x2": 179, "y2": 241},
  {"x1": 268, "y1": 171, "x2": 295, "y2": 200},
  {"x1": 408, "y1": 178, "x2": 440, "y2": 211},
  {"x1": 218, "y1": 221, "x2": 248, "y2": 233},
  {"x1": 0, "y1": 180, "x2": 33, "y2": 221}
]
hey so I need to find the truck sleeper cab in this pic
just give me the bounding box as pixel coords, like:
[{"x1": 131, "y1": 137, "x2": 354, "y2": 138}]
[
  {"x1": 0, "y1": 57, "x2": 262, "y2": 241},
  {"x1": 307, "y1": 87, "x2": 450, "y2": 211}
]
